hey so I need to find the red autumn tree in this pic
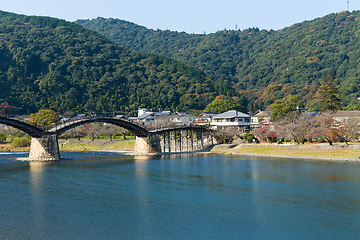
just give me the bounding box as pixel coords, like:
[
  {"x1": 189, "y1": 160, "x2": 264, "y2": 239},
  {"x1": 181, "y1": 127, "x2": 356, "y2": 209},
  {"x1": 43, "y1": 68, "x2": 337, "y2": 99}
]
[{"x1": 0, "y1": 102, "x2": 18, "y2": 116}]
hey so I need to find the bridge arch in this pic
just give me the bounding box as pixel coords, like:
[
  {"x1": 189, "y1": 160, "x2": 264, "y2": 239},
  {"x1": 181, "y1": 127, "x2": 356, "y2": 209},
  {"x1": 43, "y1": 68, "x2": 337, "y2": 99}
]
[
  {"x1": 47, "y1": 118, "x2": 149, "y2": 137},
  {"x1": 0, "y1": 116, "x2": 43, "y2": 137}
]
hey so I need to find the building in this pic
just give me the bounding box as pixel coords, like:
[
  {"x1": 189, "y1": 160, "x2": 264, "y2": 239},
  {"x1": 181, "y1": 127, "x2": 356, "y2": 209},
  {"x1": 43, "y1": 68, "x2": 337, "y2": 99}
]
[
  {"x1": 296, "y1": 106, "x2": 308, "y2": 114},
  {"x1": 195, "y1": 112, "x2": 219, "y2": 125},
  {"x1": 114, "y1": 115, "x2": 129, "y2": 120},
  {"x1": 173, "y1": 112, "x2": 196, "y2": 125},
  {"x1": 250, "y1": 110, "x2": 271, "y2": 130},
  {"x1": 211, "y1": 110, "x2": 250, "y2": 129},
  {"x1": 136, "y1": 108, "x2": 172, "y2": 126}
]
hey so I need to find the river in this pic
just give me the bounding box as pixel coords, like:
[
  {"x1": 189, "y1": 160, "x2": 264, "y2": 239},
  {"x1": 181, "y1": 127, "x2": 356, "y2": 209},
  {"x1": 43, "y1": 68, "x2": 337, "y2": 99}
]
[{"x1": 0, "y1": 152, "x2": 359, "y2": 239}]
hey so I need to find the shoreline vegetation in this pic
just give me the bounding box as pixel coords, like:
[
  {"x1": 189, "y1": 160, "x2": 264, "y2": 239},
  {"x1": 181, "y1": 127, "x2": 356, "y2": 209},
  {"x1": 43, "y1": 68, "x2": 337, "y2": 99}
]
[{"x1": 1, "y1": 139, "x2": 360, "y2": 162}]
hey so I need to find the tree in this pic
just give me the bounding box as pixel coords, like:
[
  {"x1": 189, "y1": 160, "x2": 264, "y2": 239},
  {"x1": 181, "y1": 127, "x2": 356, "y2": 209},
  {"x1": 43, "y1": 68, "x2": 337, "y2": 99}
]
[
  {"x1": 29, "y1": 109, "x2": 60, "y2": 128},
  {"x1": 251, "y1": 125, "x2": 278, "y2": 143},
  {"x1": 61, "y1": 126, "x2": 85, "y2": 140},
  {"x1": 269, "y1": 94, "x2": 304, "y2": 121},
  {"x1": 213, "y1": 127, "x2": 241, "y2": 144},
  {"x1": 311, "y1": 114, "x2": 337, "y2": 145},
  {"x1": 0, "y1": 102, "x2": 18, "y2": 116},
  {"x1": 80, "y1": 123, "x2": 102, "y2": 141},
  {"x1": 204, "y1": 98, "x2": 244, "y2": 113},
  {"x1": 333, "y1": 117, "x2": 360, "y2": 145},
  {"x1": 0, "y1": 132, "x2": 6, "y2": 143},
  {"x1": 318, "y1": 75, "x2": 342, "y2": 112},
  {"x1": 274, "y1": 112, "x2": 312, "y2": 144}
]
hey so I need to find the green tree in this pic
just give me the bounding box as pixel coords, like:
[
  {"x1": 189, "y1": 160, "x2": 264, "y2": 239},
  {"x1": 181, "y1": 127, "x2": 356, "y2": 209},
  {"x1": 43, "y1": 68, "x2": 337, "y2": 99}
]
[
  {"x1": 29, "y1": 109, "x2": 60, "y2": 128},
  {"x1": 11, "y1": 136, "x2": 31, "y2": 148},
  {"x1": 0, "y1": 132, "x2": 6, "y2": 143},
  {"x1": 204, "y1": 98, "x2": 244, "y2": 113},
  {"x1": 318, "y1": 75, "x2": 342, "y2": 112},
  {"x1": 270, "y1": 94, "x2": 304, "y2": 121}
]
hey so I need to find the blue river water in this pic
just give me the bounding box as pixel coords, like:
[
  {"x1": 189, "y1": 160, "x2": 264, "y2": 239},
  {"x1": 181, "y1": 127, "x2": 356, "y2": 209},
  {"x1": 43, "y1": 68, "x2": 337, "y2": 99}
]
[{"x1": 0, "y1": 151, "x2": 360, "y2": 239}]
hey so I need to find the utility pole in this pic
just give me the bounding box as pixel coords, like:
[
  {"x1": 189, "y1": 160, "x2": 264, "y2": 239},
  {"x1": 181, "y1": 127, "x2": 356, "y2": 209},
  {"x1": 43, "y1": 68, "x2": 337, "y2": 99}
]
[{"x1": 347, "y1": 0, "x2": 350, "y2": 11}]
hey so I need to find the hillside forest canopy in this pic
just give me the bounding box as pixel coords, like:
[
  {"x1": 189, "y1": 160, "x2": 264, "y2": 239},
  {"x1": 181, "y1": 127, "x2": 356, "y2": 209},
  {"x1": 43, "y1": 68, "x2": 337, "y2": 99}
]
[
  {"x1": 77, "y1": 10, "x2": 360, "y2": 111},
  {"x1": 0, "y1": 10, "x2": 248, "y2": 116}
]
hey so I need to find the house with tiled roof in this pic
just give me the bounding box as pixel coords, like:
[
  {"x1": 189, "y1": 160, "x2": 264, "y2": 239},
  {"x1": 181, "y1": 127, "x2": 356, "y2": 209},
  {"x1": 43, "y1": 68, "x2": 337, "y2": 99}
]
[
  {"x1": 136, "y1": 108, "x2": 172, "y2": 126},
  {"x1": 195, "y1": 112, "x2": 219, "y2": 125},
  {"x1": 211, "y1": 110, "x2": 250, "y2": 129},
  {"x1": 250, "y1": 110, "x2": 272, "y2": 130},
  {"x1": 173, "y1": 112, "x2": 196, "y2": 125}
]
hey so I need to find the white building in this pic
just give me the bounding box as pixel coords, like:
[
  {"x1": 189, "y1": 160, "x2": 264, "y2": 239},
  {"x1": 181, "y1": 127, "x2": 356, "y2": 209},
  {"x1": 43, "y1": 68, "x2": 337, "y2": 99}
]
[
  {"x1": 250, "y1": 110, "x2": 271, "y2": 130},
  {"x1": 173, "y1": 112, "x2": 196, "y2": 125},
  {"x1": 137, "y1": 108, "x2": 172, "y2": 126},
  {"x1": 195, "y1": 112, "x2": 219, "y2": 125},
  {"x1": 211, "y1": 110, "x2": 250, "y2": 128},
  {"x1": 296, "y1": 106, "x2": 308, "y2": 114}
]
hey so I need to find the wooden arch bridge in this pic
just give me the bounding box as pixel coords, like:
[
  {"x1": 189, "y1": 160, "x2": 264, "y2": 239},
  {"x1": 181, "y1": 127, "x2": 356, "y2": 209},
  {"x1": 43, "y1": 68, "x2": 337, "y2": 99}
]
[{"x1": 0, "y1": 116, "x2": 212, "y2": 161}]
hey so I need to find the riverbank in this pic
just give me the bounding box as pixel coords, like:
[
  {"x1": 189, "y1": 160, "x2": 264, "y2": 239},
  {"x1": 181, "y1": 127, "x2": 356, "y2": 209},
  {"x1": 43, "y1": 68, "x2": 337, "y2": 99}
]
[
  {"x1": 2, "y1": 139, "x2": 360, "y2": 161},
  {"x1": 0, "y1": 143, "x2": 30, "y2": 152},
  {"x1": 58, "y1": 139, "x2": 135, "y2": 152},
  {"x1": 0, "y1": 139, "x2": 136, "y2": 153},
  {"x1": 210, "y1": 143, "x2": 360, "y2": 161}
]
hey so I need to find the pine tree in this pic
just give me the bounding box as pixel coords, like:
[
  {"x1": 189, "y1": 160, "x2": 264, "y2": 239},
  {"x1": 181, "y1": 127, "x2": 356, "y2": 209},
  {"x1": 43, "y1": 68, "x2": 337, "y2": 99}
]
[{"x1": 318, "y1": 75, "x2": 342, "y2": 111}]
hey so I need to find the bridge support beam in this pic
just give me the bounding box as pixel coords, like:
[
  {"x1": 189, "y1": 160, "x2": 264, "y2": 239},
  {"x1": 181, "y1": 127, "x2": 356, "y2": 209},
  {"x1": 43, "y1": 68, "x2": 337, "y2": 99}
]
[
  {"x1": 134, "y1": 134, "x2": 162, "y2": 155},
  {"x1": 29, "y1": 133, "x2": 60, "y2": 161}
]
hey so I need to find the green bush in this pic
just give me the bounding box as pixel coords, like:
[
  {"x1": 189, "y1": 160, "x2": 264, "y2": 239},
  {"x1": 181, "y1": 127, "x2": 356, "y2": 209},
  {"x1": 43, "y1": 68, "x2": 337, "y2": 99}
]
[
  {"x1": 0, "y1": 132, "x2": 6, "y2": 143},
  {"x1": 11, "y1": 137, "x2": 31, "y2": 148},
  {"x1": 247, "y1": 135, "x2": 254, "y2": 143},
  {"x1": 268, "y1": 137, "x2": 277, "y2": 143},
  {"x1": 318, "y1": 138, "x2": 325, "y2": 143}
]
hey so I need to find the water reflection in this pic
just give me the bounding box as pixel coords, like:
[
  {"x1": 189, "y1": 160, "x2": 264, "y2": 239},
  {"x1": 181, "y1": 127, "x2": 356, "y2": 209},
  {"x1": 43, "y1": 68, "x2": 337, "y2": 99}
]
[
  {"x1": 29, "y1": 161, "x2": 59, "y2": 238},
  {"x1": 134, "y1": 156, "x2": 156, "y2": 236},
  {"x1": 134, "y1": 155, "x2": 154, "y2": 162}
]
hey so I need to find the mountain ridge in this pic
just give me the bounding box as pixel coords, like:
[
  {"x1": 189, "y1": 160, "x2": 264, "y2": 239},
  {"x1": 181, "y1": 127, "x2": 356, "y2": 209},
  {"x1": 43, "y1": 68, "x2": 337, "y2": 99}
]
[
  {"x1": 0, "y1": 10, "x2": 246, "y2": 115},
  {"x1": 76, "y1": 11, "x2": 360, "y2": 111}
]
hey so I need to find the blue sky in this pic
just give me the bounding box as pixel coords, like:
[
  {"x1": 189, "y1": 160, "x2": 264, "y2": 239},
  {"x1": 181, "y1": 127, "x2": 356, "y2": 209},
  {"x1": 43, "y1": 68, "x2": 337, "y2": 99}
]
[{"x1": 3, "y1": 0, "x2": 360, "y2": 33}]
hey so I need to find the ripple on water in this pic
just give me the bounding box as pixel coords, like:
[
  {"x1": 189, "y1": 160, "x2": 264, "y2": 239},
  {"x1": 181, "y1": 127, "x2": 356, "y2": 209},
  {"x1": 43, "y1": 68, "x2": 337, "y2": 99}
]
[{"x1": 0, "y1": 153, "x2": 360, "y2": 239}]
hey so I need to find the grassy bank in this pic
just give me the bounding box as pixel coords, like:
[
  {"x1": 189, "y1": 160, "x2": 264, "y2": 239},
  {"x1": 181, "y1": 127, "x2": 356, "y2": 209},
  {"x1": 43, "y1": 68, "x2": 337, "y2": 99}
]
[
  {"x1": 58, "y1": 139, "x2": 135, "y2": 152},
  {"x1": 0, "y1": 139, "x2": 135, "y2": 152},
  {"x1": 0, "y1": 143, "x2": 30, "y2": 152},
  {"x1": 210, "y1": 143, "x2": 360, "y2": 161}
]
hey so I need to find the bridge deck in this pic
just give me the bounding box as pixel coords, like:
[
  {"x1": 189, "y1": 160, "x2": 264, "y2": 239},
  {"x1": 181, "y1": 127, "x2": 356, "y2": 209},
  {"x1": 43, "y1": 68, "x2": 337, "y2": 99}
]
[{"x1": 0, "y1": 116, "x2": 210, "y2": 138}]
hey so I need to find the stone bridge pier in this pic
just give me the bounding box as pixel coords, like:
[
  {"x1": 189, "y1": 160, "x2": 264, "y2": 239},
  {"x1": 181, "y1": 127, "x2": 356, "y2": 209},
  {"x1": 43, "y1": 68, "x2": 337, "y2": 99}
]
[
  {"x1": 29, "y1": 133, "x2": 60, "y2": 161},
  {"x1": 134, "y1": 134, "x2": 162, "y2": 155}
]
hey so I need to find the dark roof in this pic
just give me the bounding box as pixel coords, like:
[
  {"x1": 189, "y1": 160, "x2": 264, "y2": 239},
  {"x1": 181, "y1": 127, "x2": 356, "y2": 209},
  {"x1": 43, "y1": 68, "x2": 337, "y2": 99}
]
[
  {"x1": 175, "y1": 112, "x2": 195, "y2": 118},
  {"x1": 199, "y1": 112, "x2": 219, "y2": 118}
]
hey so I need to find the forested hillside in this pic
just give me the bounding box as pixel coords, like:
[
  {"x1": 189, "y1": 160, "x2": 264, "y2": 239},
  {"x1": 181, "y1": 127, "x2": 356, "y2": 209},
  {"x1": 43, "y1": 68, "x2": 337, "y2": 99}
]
[
  {"x1": 77, "y1": 11, "x2": 360, "y2": 111},
  {"x1": 0, "y1": 11, "x2": 247, "y2": 115}
]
